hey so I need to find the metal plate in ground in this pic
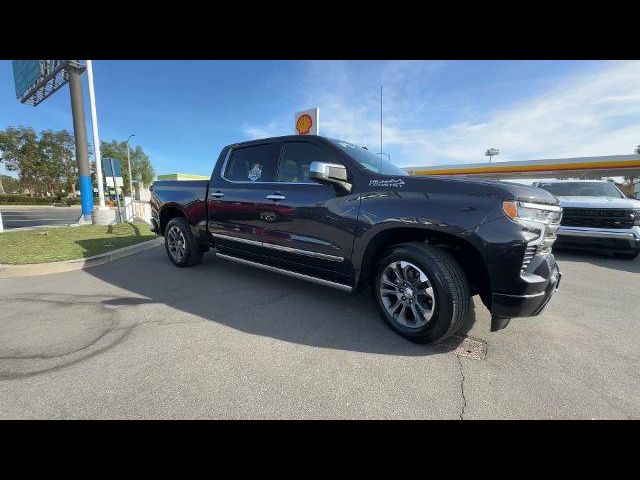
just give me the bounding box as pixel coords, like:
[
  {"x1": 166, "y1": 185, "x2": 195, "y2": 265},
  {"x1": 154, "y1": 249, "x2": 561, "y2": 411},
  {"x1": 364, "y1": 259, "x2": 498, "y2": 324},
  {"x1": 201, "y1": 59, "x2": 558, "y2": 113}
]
[{"x1": 437, "y1": 335, "x2": 487, "y2": 360}]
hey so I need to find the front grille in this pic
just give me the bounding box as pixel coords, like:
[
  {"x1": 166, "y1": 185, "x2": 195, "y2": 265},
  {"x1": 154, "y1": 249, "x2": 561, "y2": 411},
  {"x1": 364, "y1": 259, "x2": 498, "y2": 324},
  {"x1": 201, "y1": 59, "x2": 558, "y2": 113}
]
[{"x1": 561, "y1": 208, "x2": 634, "y2": 229}]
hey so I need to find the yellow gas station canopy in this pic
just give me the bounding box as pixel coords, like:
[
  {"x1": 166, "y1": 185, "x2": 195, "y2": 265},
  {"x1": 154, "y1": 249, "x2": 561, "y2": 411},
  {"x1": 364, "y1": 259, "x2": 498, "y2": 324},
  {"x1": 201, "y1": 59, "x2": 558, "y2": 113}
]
[{"x1": 404, "y1": 154, "x2": 640, "y2": 179}]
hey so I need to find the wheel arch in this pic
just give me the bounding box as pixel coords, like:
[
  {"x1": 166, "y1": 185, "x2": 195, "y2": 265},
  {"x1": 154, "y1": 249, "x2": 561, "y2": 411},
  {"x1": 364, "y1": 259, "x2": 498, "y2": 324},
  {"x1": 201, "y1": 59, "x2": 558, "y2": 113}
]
[
  {"x1": 356, "y1": 225, "x2": 492, "y2": 309},
  {"x1": 159, "y1": 204, "x2": 187, "y2": 236}
]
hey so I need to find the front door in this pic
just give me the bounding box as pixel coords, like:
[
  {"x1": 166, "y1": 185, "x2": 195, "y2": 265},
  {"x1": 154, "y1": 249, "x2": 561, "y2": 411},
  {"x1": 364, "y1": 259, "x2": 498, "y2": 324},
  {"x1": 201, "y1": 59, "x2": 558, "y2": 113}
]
[{"x1": 257, "y1": 140, "x2": 360, "y2": 282}]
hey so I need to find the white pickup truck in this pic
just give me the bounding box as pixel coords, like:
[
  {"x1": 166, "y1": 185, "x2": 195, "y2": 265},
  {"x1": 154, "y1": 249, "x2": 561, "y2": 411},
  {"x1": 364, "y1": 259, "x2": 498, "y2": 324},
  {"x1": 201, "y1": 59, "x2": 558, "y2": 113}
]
[{"x1": 532, "y1": 179, "x2": 640, "y2": 259}]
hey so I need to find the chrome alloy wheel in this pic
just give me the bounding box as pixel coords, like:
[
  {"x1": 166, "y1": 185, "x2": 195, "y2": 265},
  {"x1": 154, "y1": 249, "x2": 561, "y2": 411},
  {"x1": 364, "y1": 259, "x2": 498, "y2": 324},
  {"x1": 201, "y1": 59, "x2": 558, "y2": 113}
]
[
  {"x1": 167, "y1": 225, "x2": 187, "y2": 262},
  {"x1": 379, "y1": 260, "x2": 436, "y2": 329}
]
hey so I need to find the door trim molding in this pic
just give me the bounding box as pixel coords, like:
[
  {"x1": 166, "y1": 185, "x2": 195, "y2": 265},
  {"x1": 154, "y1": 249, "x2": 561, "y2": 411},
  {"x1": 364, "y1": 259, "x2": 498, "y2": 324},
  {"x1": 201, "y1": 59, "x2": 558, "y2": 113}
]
[{"x1": 211, "y1": 233, "x2": 344, "y2": 262}]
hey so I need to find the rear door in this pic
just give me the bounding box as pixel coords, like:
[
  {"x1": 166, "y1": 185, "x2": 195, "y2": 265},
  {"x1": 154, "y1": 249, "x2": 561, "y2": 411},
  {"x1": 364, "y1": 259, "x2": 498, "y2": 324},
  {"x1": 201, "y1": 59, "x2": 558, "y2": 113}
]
[
  {"x1": 207, "y1": 142, "x2": 281, "y2": 258},
  {"x1": 257, "y1": 140, "x2": 360, "y2": 282}
]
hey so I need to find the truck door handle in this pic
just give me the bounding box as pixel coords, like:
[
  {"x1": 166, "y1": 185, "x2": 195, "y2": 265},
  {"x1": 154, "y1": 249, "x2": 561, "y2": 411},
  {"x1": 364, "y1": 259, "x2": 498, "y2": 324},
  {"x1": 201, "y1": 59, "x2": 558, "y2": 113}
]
[
  {"x1": 210, "y1": 191, "x2": 224, "y2": 198},
  {"x1": 266, "y1": 194, "x2": 286, "y2": 201}
]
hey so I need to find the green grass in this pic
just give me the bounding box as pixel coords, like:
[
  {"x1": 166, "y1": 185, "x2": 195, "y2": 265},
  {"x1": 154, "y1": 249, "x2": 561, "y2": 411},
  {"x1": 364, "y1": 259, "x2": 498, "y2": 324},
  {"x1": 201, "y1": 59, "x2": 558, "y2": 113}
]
[{"x1": 0, "y1": 222, "x2": 157, "y2": 265}]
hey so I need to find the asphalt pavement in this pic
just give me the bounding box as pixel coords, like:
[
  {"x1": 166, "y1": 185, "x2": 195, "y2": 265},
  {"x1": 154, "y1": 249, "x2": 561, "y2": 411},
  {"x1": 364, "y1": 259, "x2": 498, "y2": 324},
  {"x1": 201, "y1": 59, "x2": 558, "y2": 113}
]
[
  {"x1": 0, "y1": 205, "x2": 82, "y2": 230},
  {"x1": 0, "y1": 245, "x2": 638, "y2": 419}
]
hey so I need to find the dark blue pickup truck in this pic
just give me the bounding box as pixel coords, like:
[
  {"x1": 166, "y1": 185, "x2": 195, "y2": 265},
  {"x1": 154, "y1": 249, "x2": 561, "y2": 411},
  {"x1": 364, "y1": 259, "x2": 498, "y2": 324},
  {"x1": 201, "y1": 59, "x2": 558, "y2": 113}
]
[{"x1": 151, "y1": 135, "x2": 562, "y2": 343}]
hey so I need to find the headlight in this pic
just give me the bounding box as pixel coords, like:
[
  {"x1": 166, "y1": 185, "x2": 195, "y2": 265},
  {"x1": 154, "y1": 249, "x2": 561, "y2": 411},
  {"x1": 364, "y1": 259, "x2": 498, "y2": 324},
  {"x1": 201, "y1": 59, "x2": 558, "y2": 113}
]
[
  {"x1": 503, "y1": 201, "x2": 562, "y2": 225},
  {"x1": 633, "y1": 210, "x2": 640, "y2": 226},
  {"x1": 503, "y1": 201, "x2": 563, "y2": 257}
]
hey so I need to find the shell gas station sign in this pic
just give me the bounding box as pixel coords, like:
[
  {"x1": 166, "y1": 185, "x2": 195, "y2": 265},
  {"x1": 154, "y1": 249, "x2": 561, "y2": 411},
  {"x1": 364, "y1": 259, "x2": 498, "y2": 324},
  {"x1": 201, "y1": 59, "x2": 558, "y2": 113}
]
[{"x1": 295, "y1": 108, "x2": 319, "y2": 135}]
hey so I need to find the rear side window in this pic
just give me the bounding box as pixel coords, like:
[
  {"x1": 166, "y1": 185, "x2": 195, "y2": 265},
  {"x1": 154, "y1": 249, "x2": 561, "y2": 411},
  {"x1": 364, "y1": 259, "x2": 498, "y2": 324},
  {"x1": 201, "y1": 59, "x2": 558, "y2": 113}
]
[
  {"x1": 224, "y1": 143, "x2": 280, "y2": 182},
  {"x1": 277, "y1": 142, "x2": 341, "y2": 183}
]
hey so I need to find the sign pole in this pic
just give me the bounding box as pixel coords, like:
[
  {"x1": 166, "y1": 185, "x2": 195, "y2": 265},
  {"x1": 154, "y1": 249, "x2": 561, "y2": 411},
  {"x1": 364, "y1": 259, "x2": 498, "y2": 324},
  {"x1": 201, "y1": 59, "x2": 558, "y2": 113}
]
[
  {"x1": 110, "y1": 158, "x2": 123, "y2": 223},
  {"x1": 68, "y1": 65, "x2": 93, "y2": 222},
  {"x1": 86, "y1": 60, "x2": 106, "y2": 210}
]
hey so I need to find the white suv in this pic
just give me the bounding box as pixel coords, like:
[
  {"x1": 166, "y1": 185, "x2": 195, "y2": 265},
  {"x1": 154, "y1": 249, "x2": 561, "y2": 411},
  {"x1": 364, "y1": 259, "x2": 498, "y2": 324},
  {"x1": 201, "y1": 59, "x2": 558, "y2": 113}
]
[{"x1": 532, "y1": 180, "x2": 640, "y2": 260}]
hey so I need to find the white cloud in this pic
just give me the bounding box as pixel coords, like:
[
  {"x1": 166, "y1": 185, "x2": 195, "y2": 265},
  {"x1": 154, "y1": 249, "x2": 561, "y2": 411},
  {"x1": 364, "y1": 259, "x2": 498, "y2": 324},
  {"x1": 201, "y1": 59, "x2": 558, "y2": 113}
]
[
  {"x1": 243, "y1": 121, "x2": 285, "y2": 140},
  {"x1": 249, "y1": 60, "x2": 640, "y2": 168}
]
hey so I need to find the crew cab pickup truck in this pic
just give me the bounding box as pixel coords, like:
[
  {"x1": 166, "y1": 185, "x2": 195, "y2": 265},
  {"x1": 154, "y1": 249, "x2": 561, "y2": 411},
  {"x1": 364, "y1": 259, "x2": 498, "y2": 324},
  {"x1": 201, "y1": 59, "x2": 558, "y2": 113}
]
[
  {"x1": 532, "y1": 180, "x2": 640, "y2": 260},
  {"x1": 151, "y1": 135, "x2": 562, "y2": 343}
]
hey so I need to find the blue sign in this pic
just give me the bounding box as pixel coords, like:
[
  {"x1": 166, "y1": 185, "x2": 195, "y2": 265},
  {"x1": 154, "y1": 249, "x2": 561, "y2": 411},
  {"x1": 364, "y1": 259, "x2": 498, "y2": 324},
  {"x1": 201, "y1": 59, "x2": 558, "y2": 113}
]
[
  {"x1": 12, "y1": 60, "x2": 43, "y2": 98},
  {"x1": 103, "y1": 158, "x2": 122, "y2": 177}
]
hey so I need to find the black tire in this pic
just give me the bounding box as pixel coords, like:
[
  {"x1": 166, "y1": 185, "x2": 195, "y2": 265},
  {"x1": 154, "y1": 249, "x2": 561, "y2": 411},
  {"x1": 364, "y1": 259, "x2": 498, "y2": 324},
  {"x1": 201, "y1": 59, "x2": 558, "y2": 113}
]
[
  {"x1": 372, "y1": 242, "x2": 470, "y2": 344},
  {"x1": 613, "y1": 250, "x2": 640, "y2": 260},
  {"x1": 164, "y1": 217, "x2": 203, "y2": 267}
]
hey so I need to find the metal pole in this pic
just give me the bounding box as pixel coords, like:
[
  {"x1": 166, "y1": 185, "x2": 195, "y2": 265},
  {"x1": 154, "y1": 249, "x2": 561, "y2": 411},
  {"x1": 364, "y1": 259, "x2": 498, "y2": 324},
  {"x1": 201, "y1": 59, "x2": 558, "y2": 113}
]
[
  {"x1": 86, "y1": 60, "x2": 105, "y2": 210},
  {"x1": 125, "y1": 134, "x2": 135, "y2": 210},
  {"x1": 68, "y1": 66, "x2": 93, "y2": 222},
  {"x1": 126, "y1": 141, "x2": 133, "y2": 199},
  {"x1": 380, "y1": 85, "x2": 383, "y2": 172},
  {"x1": 110, "y1": 158, "x2": 123, "y2": 223}
]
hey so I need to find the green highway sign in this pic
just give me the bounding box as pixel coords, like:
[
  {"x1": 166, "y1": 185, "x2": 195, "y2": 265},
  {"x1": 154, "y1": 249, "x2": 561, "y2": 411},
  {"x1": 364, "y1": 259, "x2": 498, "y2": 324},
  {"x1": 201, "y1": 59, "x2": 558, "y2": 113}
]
[{"x1": 12, "y1": 60, "x2": 43, "y2": 99}]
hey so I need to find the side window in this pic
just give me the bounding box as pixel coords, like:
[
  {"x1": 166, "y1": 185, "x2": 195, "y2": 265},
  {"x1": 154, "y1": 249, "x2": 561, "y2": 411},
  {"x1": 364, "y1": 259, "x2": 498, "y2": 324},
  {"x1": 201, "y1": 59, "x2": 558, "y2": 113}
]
[
  {"x1": 224, "y1": 143, "x2": 280, "y2": 182},
  {"x1": 277, "y1": 142, "x2": 341, "y2": 183}
]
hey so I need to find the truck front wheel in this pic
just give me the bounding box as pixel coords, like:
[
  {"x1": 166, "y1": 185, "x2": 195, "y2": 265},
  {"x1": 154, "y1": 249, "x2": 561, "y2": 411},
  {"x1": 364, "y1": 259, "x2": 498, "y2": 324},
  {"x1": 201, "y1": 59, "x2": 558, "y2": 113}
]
[
  {"x1": 373, "y1": 242, "x2": 470, "y2": 344},
  {"x1": 164, "y1": 217, "x2": 203, "y2": 267}
]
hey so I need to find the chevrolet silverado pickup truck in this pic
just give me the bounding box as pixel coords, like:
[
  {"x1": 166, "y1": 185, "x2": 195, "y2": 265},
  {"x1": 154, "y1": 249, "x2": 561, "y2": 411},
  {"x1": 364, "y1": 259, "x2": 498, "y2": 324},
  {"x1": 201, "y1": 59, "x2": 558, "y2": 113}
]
[
  {"x1": 532, "y1": 180, "x2": 640, "y2": 260},
  {"x1": 151, "y1": 135, "x2": 562, "y2": 343}
]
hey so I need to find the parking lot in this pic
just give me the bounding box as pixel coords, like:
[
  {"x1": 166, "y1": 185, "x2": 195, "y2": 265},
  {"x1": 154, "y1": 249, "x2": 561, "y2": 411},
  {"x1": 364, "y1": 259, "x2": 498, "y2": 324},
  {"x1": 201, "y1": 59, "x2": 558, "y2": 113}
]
[{"x1": 0, "y1": 245, "x2": 638, "y2": 419}]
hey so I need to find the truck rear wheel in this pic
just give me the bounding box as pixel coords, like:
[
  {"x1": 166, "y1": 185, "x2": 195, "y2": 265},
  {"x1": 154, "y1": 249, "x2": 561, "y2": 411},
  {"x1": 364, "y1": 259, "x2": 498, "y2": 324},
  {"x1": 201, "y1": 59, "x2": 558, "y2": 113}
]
[
  {"x1": 373, "y1": 242, "x2": 470, "y2": 344},
  {"x1": 164, "y1": 217, "x2": 203, "y2": 267}
]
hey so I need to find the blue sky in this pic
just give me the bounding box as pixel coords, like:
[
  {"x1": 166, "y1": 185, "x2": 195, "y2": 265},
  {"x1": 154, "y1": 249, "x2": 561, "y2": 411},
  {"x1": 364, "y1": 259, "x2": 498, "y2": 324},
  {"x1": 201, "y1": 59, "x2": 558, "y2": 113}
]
[{"x1": 1, "y1": 60, "x2": 639, "y2": 178}]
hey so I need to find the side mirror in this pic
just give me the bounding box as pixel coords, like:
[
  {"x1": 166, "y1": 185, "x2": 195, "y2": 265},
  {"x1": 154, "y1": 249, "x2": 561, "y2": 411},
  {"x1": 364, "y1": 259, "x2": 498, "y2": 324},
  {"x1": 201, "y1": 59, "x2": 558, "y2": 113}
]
[{"x1": 309, "y1": 161, "x2": 351, "y2": 192}]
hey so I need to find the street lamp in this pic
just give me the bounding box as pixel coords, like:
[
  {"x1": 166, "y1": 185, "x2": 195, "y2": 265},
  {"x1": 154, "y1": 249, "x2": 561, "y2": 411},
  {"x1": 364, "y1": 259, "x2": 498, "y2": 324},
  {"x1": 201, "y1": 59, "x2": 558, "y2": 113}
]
[
  {"x1": 485, "y1": 148, "x2": 500, "y2": 163},
  {"x1": 125, "y1": 134, "x2": 135, "y2": 199}
]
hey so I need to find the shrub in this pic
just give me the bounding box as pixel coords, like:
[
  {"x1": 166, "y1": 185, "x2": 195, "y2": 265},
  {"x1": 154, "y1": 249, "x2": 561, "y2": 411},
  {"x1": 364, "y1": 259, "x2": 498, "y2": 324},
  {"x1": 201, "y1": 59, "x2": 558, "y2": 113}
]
[{"x1": 0, "y1": 194, "x2": 57, "y2": 205}]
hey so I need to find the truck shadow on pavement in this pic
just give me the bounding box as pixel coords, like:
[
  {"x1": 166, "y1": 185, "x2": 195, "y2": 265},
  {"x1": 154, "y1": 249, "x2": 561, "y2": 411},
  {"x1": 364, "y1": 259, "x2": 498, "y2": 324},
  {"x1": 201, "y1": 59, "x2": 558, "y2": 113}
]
[
  {"x1": 554, "y1": 249, "x2": 640, "y2": 274},
  {"x1": 90, "y1": 248, "x2": 479, "y2": 357}
]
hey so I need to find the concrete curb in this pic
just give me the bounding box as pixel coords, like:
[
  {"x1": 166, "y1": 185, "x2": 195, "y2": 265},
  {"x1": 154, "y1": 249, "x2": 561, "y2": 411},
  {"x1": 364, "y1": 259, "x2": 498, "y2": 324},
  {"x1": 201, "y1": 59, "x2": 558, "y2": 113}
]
[{"x1": 0, "y1": 237, "x2": 163, "y2": 279}]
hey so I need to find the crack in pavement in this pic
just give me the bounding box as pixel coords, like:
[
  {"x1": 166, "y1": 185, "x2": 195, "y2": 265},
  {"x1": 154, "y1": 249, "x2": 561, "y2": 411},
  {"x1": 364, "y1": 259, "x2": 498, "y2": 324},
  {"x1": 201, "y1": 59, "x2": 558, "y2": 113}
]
[{"x1": 457, "y1": 355, "x2": 468, "y2": 420}]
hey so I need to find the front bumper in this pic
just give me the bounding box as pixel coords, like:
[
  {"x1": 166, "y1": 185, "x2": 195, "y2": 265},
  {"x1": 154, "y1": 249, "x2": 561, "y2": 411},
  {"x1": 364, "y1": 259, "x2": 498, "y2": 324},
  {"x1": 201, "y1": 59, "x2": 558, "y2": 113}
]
[
  {"x1": 555, "y1": 226, "x2": 640, "y2": 251},
  {"x1": 491, "y1": 257, "x2": 561, "y2": 318}
]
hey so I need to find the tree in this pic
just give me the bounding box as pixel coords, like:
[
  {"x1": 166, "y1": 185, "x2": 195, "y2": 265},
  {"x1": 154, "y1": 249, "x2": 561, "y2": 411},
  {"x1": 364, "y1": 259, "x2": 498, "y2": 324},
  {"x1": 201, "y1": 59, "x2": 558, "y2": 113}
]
[
  {"x1": 0, "y1": 126, "x2": 42, "y2": 196},
  {"x1": 100, "y1": 140, "x2": 155, "y2": 195},
  {"x1": 0, "y1": 174, "x2": 21, "y2": 194},
  {"x1": 40, "y1": 130, "x2": 77, "y2": 195},
  {"x1": 635, "y1": 145, "x2": 640, "y2": 155}
]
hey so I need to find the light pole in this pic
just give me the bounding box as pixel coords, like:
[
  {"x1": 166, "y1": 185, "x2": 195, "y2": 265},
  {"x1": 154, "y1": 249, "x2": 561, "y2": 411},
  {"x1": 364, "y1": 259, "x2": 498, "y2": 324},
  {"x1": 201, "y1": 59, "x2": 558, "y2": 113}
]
[
  {"x1": 125, "y1": 134, "x2": 135, "y2": 200},
  {"x1": 378, "y1": 152, "x2": 391, "y2": 171},
  {"x1": 485, "y1": 148, "x2": 500, "y2": 163},
  {"x1": 86, "y1": 60, "x2": 106, "y2": 211}
]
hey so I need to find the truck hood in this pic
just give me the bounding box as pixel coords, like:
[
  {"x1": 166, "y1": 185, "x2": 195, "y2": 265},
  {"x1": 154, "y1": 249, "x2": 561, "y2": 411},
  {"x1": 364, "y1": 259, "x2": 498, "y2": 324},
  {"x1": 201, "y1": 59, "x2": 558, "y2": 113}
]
[
  {"x1": 556, "y1": 196, "x2": 640, "y2": 209},
  {"x1": 405, "y1": 175, "x2": 558, "y2": 205}
]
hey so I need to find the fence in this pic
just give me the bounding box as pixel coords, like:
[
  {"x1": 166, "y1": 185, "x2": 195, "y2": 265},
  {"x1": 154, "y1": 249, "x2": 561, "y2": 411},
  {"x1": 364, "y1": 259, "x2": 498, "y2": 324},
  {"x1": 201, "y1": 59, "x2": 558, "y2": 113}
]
[{"x1": 122, "y1": 199, "x2": 152, "y2": 225}]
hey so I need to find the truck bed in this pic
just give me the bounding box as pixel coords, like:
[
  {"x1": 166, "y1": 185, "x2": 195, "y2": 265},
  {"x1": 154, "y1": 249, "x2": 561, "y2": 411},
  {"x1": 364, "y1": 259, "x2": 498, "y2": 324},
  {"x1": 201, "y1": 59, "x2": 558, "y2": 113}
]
[{"x1": 150, "y1": 180, "x2": 209, "y2": 234}]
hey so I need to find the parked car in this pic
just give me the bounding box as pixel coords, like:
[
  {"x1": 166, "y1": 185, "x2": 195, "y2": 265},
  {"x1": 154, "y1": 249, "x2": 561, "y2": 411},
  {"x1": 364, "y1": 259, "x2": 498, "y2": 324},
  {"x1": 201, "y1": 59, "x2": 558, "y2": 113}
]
[
  {"x1": 151, "y1": 135, "x2": 562, "y2": 343},
  {"x1": 532, "y1": 179, "x2": 640, "y2": 259}
]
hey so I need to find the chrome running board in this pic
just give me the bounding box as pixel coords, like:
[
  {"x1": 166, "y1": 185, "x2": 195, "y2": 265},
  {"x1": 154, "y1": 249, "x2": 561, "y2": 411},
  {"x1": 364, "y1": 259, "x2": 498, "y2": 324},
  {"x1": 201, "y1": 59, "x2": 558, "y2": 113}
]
[{"x1": 215, "y1": 252, "x2": 353, "y2": 293}]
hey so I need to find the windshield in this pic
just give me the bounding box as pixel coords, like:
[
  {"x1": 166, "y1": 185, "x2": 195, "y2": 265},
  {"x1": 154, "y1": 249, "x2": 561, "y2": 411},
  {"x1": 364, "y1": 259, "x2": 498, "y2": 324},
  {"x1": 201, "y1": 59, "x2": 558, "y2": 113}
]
[
  {"x1": 536, "y1": 181, "x2": 624, "y2": 198},
  {"x1": 328, "y1": 138, "x2": 408, "y2": 176}
]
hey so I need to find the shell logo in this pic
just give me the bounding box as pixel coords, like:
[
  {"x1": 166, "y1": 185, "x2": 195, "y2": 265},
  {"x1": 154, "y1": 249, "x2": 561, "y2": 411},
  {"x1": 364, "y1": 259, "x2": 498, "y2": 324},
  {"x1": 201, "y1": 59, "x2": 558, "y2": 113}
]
[{"x1": 296, "y1": 114, "x2": 313, "y2": 135}]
